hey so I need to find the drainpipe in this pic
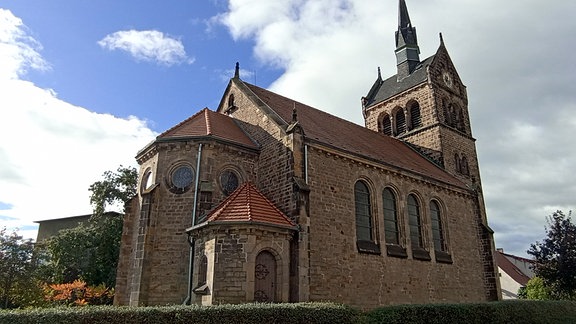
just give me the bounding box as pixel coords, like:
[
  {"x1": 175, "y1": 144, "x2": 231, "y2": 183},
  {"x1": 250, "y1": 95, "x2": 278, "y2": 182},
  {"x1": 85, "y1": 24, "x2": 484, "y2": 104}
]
[{"x1": 183, "y1": 143, "x2": 203, "y2": 305}]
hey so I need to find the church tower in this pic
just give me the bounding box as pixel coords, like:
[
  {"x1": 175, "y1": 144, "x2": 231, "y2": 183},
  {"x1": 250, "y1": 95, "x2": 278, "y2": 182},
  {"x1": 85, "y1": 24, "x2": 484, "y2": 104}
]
[
  {"x1": 361, "y1": 0, "x2": 500, "y2": 301},
  {"x1": 362, "y1": 0, "x2": 478, "y2": 189}
]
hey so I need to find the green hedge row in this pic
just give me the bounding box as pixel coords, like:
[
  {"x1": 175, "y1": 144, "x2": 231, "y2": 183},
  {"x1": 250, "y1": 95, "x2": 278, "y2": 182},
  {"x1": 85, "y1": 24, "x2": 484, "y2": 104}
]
[
  {"x1": 364, "y1": 300, "x2": 576, "y2": 324},
  {"x1": 1, "y1": 301, "x2": 576, "y2": 324},
  {"x1": 0, "y1": 302, "x2": 359, "y2": 324}
]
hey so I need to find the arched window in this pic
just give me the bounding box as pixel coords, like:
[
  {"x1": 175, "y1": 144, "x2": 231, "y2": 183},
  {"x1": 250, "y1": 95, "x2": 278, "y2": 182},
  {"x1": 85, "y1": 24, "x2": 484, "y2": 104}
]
[
  {"x1": 461, "y1": 156, "x2": 469, "y2": 176},
  {"x1": 407, "y1": 194, "x2": 423, "y2": 249},
  {"x1": 228, "y1": 93, "x2": 235, "y2": 108},
  {"x1": 409, "y1": 102, "x2": 422, "y2": 129},
  {"x1": 454, "y1": 153, "x2": 461, "y2": 174},
  {"x1": 383, "y1": 188, "x2": 399, "y2": 245},
  {"x1": 198, "y1": 255, "x2": 208, "y2": 286},
  {"x1": 354, "y1": 181, "x2": 373, "y2": 242},
  {"x1": 395, "y1": 109, "x2": 406, "y2": 135},
  {"x1": 382, "y1": 115, "x2": 392, "y2": 136},
  {"x1": 430, "y1": 201, "x2": 446, "y2": 252}
]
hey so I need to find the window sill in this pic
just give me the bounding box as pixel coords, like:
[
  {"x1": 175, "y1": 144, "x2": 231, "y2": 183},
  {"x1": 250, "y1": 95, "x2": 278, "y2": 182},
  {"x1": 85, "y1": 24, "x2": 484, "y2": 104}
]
[
  {"x1": 193, "y1": 284, "x2": 210, "y2": 295},
  {"x1": 412, "y1": 248, "x2": 431, "y2": 261},
  {"x1": 357, "y1": 240, "x2": 381, "y2": 255},
  {"x1": 435, "y1": 250, "x2": 453, "y2": 264},
  {"x1": 386, "y1": 244, "x2": 408, "y2": 258}
]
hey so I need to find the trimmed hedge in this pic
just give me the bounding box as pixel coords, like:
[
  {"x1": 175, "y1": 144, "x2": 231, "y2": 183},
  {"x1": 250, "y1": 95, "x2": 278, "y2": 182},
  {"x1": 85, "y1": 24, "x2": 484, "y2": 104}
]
[
  {"x1": 364, "y1": 300, "x2": 576, "y2": 324},
  {"x1": 0, "y1": 302, "x2": 360, "y2": 324},
  {"x1": 2, "y1": 301, "x2": 576, "y2": 324}
]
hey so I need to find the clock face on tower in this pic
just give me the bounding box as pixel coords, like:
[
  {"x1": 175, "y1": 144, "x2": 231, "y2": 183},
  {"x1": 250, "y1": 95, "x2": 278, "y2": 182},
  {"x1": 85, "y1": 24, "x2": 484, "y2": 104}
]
[{"x1": 443, "y1": 71, "x2": 453, "y2": 88}]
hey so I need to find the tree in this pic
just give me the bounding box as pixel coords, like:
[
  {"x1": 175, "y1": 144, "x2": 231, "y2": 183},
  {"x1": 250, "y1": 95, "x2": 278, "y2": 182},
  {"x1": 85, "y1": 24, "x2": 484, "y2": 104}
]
[
  {"x1": 0, "y1": 228, "x2": 36, "y2": 308},
  {"x1": 41, "y1": 165, "x2": 137, "y2": 289},
  {"x1": 527, "y1": 210, "x2": 576, "y2": 300},
  {"x1": 521, "y1": 277, "x2": 551, "y2": 300}
]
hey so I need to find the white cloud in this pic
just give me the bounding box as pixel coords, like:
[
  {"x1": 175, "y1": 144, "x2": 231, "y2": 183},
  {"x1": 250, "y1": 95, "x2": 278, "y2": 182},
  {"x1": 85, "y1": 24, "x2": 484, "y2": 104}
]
[
  {"x1": 0, "y1": 9, "x2": 50, "y2": 79},
  {"x1": 0, "y1": 10, "x2": 156, "y2": 240},
  {"x1": 98, "y1": 29, "x2": 194, "y2": 66},
  {"x1": 218, "y1": 0, "x2": 576, "y2": 257}
]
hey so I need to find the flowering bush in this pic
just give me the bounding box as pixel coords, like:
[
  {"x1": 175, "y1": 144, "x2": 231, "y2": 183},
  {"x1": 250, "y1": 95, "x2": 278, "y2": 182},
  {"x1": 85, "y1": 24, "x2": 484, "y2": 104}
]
[{"x1": 44, "y1": 280, "x2": 114, "y2": 306}]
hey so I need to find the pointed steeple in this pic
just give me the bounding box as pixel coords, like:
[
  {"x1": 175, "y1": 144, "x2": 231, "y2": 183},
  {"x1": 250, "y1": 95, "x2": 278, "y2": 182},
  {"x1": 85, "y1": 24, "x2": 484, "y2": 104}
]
[{"x1": 395, "y1": 0, "x2": 420, "y2": 80}]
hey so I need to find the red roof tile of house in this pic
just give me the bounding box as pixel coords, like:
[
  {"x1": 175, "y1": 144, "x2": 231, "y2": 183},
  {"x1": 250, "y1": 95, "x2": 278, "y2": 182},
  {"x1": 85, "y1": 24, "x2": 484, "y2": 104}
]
[
  {"x1": 495, "y1": 250, "x2": 531, "y2": 286},
  {"x1": 204, "y1": 182, "x2": 296, "y2": 229},
  {"x1": 158, "y1": 108, "x2": 257, "y2": 149},
  {"x1": 242, "y1": 82, "x2": 467, "y2": 189}
]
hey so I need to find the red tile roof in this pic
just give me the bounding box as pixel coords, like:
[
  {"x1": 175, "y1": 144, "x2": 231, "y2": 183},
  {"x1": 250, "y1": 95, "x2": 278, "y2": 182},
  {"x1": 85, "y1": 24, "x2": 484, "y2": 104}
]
[
  {"x1": 204, "y1": 182, "x2": 296, "y2": 229},
  {"x1": 495, "y1": 251, "x2": 531, "y2": 286},
  {"x1": 158, "y1": 108, "x2": 257, "y2": 149},
  {"x1": 242, "y1": 82, "x2": 467, "y2": 189}
]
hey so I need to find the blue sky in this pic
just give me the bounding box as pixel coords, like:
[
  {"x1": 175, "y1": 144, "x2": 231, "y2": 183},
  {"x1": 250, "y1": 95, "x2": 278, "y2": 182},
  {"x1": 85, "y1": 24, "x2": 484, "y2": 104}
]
[{"x1": 1, "y1": 0, "x2": 575, "y2": 258}]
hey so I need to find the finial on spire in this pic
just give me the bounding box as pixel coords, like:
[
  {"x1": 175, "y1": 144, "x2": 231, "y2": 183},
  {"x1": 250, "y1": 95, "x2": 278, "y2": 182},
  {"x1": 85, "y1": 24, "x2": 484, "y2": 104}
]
[
  {"x1": 377, "y1": 67, "x2": 382, "y2": 80},
  {"x1": 439, "y1": 32, "x2": 444, "y2": 44},
  {"x1": 234, "y1": 62, "x2": 240, "y2": 79}
]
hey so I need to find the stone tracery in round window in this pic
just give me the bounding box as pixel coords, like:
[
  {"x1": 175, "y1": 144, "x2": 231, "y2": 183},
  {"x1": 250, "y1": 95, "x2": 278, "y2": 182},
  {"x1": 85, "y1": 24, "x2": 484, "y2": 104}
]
[
  {"x1": 220, "y1": 169, "x2": 239, "y2": 196},
  {"x1": 170, "y1": 164, "x2": 195, "y2": 193}
]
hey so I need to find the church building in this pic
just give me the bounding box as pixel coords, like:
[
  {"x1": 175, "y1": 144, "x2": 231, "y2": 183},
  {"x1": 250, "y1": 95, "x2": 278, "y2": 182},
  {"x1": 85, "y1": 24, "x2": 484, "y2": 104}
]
[{"x1": 114, "y1": 0, "x2": 500, "y2": 308}]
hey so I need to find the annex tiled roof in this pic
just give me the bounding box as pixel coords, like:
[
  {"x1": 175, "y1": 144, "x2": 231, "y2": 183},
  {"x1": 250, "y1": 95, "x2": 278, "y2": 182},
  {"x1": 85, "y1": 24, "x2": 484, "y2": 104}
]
[
  {"x1": 158, "y1": 108, "x2": 257, "y2": 149},
  {"x1": 242, "y1": 81, "x2": 466, "y2": 189},
  {"x1": 364, "y1": 55, "x2": 435, "y2": 107},
  {"x1": 495, "y1": 251, "x2": 532, "y2": 286},
  {"x1": 204, "y1": 182, "x2": 296, "y2": 229}
]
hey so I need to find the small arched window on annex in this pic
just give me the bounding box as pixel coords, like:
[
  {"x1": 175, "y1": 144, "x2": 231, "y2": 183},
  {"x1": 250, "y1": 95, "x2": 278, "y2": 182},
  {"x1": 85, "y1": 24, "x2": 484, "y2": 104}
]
[
  {"x1": 193, "y1": 255, "x2": 210, "y2": 295},
  {"x1": 408, "y1": 100, "x2": 422, "y2": 130},
  {"x1": 407, "y1": 193, "x2": 430, "y2": 261},
  {"x1": 354, "y1": 180, "x2": 380, "y2": 254},
  {"x1": 394, "y1": 108, "x2": 406, "y2": 135},
  {"x1": 166, "y1": 162, "x2": 195, "y2": 194},
  {"x1": 140, "y1": 167, "x2": 155, "y2": 194},
  {"x1": 430, "y1": 200, "x2": 452, "y2": 263},
  {"x1": 382, "y1": 187, "x2": 407, "y2": 258},
  {"x1": 378, "y1": 113, "x2": 393, "y2": 136}
]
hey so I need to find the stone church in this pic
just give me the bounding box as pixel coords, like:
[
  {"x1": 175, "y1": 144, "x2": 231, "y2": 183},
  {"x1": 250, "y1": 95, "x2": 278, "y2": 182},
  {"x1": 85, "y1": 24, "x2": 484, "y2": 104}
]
[{"x1": 114, "y1": 0, "x2": 500, "y2": 309}]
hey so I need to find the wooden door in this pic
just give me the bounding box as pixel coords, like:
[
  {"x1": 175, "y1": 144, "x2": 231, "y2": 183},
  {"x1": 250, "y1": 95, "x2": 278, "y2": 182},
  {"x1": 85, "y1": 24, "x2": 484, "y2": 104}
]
[{"x1": 254, "y1": 251, "x2": 276, "y2": 302}]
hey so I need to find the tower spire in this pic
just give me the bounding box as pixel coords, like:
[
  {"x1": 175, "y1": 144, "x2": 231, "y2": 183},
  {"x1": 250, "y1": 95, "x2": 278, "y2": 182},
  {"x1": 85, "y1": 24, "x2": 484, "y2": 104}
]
[{"x1": 395, "y1": 0, "x2": 420, "y2": 80}]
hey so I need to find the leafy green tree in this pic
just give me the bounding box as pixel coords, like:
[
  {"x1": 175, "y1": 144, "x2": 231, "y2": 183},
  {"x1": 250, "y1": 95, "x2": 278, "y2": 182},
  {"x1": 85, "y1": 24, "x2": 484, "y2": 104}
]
[
  {"x1": 0, "y1": 228, "x2": 38, "y2": 308},
  {"x1": 522, "y1": 277, "x2": 551, "y2": 300},
  {"x1": 527, "y1": 210, "x2": 576, "y2": 300},
  {"x1": 42, "y1": 166, "x2": 137, "y2": 289}
]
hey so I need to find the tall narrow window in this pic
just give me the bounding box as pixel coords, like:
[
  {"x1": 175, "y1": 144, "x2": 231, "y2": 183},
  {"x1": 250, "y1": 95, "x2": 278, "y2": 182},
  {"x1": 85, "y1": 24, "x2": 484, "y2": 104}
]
[
  {"x1": 383, "y1": 115, "x2": 392, "y2": 136},
  {"x1": 454, "y1": 153, "x2": 461, "y2": 174},
  {"x1": 410, "y1": 102, "x2": 422, "y2": 129},
  {"x1": 461, "y1": 156, "x2": 469, "y2": 176},
  {"x1": 383, "y1": 188, "x2": 399, "y2": 245},
  {"x1": 395, "y1": 109, "x2": 406, "y2": 135},
  {"x1": 430, "y1": 201, "x2": 445, "y2": 252},
  {"x1": 354, "y1": 181, "x2": 373, "y2": 242},
  {"x1": 407, "y1": 194, "x2": 423, "y2": 249}
]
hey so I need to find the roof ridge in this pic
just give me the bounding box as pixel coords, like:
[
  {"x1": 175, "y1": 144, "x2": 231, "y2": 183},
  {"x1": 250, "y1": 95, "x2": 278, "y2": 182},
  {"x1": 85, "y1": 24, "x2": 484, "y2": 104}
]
[{"x1": 204, "y1": 108, "x2": 212, "y2": 135}]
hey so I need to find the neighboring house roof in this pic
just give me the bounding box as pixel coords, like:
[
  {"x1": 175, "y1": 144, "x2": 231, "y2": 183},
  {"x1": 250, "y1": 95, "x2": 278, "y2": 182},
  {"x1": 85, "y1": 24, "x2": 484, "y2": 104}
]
[
  {"x1": 158, "y1": 108, "x2": 258, "y2": 149},
  {"x1": 495, "y1": 250, "x2": 532, "y2": 286},
  {"x1": 34, "y1": 212, "x2": 121, "y2": 243},
  {"x1": 364, "y1": 55, "x2": 435, "y2": 107},
  {"x1": 201, "y1": 182, "x2": 296, "y2": 229},
  {"x1": 242, "y1": 81, "x2": 466, "y2": 189}
]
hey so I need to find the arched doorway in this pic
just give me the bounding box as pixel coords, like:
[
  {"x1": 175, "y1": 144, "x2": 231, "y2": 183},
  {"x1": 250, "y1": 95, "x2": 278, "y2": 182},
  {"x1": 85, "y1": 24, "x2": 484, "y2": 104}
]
[{"x1": 254, "y1": 250, "x2": 276, "y2": 302}]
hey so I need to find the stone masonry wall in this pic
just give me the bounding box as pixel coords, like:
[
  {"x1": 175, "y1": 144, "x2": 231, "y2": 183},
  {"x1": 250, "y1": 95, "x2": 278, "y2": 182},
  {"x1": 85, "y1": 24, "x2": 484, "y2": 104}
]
[
  {"x1": 305, "y1": 145, "x2": 487, "y2": 308},
  {"x1": 117, "y1": 139, "x2": 258, "y2": 306}
]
